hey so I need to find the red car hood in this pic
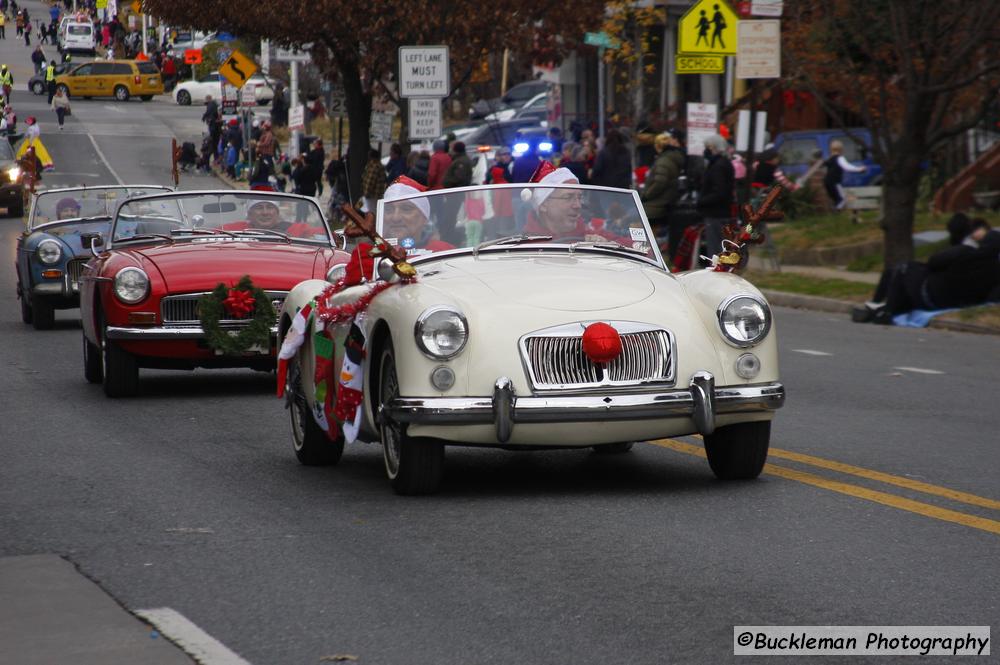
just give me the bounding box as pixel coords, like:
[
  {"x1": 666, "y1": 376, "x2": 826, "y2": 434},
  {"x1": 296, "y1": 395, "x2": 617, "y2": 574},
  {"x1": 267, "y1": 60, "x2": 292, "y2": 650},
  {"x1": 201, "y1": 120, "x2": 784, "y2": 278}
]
[{"x1": 132, "y1": 242, "x2": 324, "y2": 293}]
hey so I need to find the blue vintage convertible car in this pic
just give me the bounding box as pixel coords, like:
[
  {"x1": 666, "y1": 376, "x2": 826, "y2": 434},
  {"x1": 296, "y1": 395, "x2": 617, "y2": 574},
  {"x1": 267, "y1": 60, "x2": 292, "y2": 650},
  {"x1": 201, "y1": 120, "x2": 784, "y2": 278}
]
[{"x1": 16, "y1": 185, "x2": 171, "y2": 329}]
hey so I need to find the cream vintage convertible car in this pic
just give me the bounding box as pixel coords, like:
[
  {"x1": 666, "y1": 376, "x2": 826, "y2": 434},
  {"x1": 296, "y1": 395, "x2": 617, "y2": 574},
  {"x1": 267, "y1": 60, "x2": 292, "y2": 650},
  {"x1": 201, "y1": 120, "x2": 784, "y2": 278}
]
[{"x1": 278, "y1": 179, "x2": 785, "y2": 494}]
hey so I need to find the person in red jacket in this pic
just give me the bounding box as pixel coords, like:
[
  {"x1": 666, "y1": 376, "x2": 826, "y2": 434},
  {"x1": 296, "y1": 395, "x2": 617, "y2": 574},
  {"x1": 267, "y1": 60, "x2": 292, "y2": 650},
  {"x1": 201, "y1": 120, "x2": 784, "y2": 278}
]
[{"x1": 426, "y1": 139, "x2": 451, "y2": 190}]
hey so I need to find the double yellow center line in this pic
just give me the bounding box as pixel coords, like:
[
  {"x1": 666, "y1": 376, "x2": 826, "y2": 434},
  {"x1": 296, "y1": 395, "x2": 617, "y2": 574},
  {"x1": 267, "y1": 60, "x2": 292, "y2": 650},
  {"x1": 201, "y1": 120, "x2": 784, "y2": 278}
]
[{"x1": 650, "y1": 439, "x2": 1000, "y2": 536}]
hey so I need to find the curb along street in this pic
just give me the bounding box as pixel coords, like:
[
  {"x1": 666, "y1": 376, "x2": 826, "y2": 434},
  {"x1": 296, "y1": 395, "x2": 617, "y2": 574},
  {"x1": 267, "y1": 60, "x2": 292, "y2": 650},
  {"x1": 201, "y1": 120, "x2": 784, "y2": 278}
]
[{"x1": 762, "y1": 290, "x2": 1000, "y2": 336}]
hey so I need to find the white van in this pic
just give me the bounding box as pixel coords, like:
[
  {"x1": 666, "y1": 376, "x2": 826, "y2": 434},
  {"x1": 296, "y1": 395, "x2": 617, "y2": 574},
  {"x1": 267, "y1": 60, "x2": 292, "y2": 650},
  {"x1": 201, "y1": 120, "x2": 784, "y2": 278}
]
[{"x1": 60, "y1": 21, "x2": 96, "y2": 55}]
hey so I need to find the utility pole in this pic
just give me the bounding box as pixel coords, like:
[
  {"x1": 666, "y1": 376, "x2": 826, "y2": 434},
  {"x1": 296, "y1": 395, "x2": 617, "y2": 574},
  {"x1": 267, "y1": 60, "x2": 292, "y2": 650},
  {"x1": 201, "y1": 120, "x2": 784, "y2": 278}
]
[
  {"x1": 289, "y1": 60, "x2": 299, "y2": 159},
  {"x1": 597, "y1": 46, "x2": 605, "y2": 140}
]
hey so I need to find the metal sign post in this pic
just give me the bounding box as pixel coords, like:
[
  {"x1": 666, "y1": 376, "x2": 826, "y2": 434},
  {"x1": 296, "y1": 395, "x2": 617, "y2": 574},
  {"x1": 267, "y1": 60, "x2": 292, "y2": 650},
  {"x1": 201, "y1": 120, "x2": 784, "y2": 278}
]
[
  {"x1": 290, "y1": 60, "x2": 299, "y2": 159},
  {"x1": 585, "y1": 32, "x2": 618, "y2": 140},
  {"x1": 275, "y1": 47, "x2": 310, "y2": 159}
]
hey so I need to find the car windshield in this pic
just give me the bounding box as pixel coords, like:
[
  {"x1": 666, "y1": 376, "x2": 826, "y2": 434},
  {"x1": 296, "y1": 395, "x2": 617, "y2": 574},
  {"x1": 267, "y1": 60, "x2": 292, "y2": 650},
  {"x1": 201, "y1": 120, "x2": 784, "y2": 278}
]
[
  {"x1": 30, "y1": 186, "x2": 170, "y2": 229},
  {"x1": 376, "y1": 184, "x2": 662, "y2": 267},
  {"x1": 111, "y1": 192, "x2": 332, "y2": 245}
]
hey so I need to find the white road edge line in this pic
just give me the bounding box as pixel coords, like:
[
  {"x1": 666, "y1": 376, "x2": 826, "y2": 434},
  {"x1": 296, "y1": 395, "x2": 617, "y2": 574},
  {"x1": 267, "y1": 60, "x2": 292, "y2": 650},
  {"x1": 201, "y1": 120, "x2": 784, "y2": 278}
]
[
  {"x1": 792, "y1": 349, "x2": 833, "y2": 356},
  {"x1": 135, "y1": 607, "x2": 253, "y2": 665},
  {"x1": 87, "y1": 134, "x2": 125, "y2": 185},
  {"x1": 893, "y1": 366, "x2": 945, "y2": 375}
]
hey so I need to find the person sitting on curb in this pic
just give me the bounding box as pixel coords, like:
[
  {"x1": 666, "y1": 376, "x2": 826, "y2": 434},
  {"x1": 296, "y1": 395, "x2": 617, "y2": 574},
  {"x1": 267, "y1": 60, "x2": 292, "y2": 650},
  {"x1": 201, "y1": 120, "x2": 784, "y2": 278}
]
[{"x1": 854, "y1": 214, "x2": 1000, "y2": 324}]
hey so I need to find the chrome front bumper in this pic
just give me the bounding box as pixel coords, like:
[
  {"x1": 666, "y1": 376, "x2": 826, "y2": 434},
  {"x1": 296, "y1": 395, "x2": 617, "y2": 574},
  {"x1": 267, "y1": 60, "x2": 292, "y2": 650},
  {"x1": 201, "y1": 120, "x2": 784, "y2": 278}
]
[
  {"x1": 106, "y1": 325, "x2": 280, "y2": 340},
  {"x1": 387, "y1": 373, "x2": 785, "y2": 443}
]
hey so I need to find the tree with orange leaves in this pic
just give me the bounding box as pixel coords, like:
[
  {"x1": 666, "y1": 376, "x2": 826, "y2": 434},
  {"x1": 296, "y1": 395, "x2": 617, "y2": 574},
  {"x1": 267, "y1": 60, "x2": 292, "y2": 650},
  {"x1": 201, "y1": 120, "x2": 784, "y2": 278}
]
[
  {"x1": 783, "y1": 0, "x2": 1000, "y2": 265},
  {"x1": 142, "y1": 0, "x2": 603, "y2": 200}
]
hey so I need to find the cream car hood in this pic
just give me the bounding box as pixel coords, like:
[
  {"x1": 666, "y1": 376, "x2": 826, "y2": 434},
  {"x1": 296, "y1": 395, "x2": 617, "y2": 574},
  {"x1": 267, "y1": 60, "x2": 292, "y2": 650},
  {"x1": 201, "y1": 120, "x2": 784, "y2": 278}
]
[{"x1": 421, "y1": 253, "x2": 658, "y2": 312}]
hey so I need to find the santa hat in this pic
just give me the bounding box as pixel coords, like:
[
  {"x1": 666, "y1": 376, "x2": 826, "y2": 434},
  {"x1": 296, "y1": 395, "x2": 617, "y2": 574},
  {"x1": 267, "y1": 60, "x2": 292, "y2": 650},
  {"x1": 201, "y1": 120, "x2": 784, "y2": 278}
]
[
  {"x1": 383, "y1": 175, "x2": 430, "y2": 220},
  {"x1": 530, "y1": 166, "x2": 579, "y2": 209}
]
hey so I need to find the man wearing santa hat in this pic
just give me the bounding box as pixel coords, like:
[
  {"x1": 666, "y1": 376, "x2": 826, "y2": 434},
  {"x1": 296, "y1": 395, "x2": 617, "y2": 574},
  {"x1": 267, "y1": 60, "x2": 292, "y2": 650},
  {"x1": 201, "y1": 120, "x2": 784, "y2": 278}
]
[
  {"x1": 382, "y1": 176, "x2": 456, "y2": 253},
  {"x1": 519, "y1": 165, "x2": 637, "y2": 247}
]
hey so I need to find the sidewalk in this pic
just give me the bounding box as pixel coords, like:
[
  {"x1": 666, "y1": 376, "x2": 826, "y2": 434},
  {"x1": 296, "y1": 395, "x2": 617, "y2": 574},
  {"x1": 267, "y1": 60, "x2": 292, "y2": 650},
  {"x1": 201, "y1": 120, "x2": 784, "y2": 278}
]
[{"x1": 0, "y1": 555, "x2": 194, "y2": 664}]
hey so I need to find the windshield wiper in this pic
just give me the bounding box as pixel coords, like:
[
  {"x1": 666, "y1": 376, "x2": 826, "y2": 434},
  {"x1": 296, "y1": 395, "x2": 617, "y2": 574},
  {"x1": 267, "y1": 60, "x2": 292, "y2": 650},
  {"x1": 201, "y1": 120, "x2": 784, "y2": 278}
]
[
  {"x1": 170, "y1": 228, "x2": 238, "y2": 238},
  {"x1": 569, "y1": 240, "x2": 648, "y2": 257},
  {"x1": 118, "y1": 233, "x2": 174, "y2": 244},
  {"x1": 239, "y1": 228, "x2": 291, "y2": 242},
  {"x1": 474, "y1": 234, "x2": 553, "y2": 257}
]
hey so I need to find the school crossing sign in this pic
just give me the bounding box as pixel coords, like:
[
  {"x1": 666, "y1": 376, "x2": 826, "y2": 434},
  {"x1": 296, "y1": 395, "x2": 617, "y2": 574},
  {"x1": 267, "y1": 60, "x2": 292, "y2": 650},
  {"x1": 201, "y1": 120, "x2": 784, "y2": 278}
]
[{"x1": 679, "y1": 0, "x2": 739, "y2": 56}]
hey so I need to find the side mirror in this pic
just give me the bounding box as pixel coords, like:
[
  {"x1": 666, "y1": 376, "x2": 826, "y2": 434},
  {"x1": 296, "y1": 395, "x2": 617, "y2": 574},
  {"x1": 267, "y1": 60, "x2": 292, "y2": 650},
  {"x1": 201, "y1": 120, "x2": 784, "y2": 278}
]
[{"x1": 81, "y1": 232, "x2": 104, "y2": 256}]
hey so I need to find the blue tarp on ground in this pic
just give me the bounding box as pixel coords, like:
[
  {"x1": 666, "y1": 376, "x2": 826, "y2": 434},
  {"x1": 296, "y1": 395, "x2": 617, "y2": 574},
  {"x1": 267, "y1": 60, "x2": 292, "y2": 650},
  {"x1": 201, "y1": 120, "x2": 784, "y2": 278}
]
[{"x1": 893, "y1": 309, "x2": 960, "y2": 327}]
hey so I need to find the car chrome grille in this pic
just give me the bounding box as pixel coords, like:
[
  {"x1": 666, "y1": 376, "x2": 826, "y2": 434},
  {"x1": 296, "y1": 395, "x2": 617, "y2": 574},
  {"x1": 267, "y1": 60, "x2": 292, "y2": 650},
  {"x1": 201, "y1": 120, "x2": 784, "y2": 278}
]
[
  {"x1": 160, "y1": 291, "x2": 287, "y2": 326},
  {"x1": 66, "y1": 258, "x2": 87, "y2": 290},
  {"x1": 521, "y1": 322, "x2": 675, "y2": 391}
]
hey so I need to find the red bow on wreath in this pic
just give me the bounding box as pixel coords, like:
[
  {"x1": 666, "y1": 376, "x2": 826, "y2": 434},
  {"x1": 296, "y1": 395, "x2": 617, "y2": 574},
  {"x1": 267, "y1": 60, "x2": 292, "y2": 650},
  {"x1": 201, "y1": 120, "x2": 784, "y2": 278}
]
[{"x1": 223, "y1": 288, "x2": 255, "y2": 318}]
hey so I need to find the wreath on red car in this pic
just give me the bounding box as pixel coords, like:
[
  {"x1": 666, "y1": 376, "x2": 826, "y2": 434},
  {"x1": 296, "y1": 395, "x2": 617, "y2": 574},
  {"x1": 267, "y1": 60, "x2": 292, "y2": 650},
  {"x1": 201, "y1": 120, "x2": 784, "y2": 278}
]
[{"x1": 198, "y1": 275, "x2": 276, "y2": 355}]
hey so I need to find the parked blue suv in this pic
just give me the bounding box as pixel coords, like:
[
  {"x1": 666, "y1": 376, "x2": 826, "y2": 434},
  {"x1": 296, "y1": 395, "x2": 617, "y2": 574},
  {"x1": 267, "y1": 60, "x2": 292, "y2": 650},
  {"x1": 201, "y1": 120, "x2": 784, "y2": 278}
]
[{"x1": 772, "y1": 128, "x2": 882, "y2": 187}]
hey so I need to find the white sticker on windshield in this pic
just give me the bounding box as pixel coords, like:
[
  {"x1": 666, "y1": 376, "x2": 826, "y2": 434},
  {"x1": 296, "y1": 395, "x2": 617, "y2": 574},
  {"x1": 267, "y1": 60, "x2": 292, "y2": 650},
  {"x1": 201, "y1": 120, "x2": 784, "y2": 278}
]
[
  {"x1": 629, "y1": 227, "x2": 647, "y2": 241},
  {"x1": 384, "y1": 237, "x2": 398, "y2": 246}
]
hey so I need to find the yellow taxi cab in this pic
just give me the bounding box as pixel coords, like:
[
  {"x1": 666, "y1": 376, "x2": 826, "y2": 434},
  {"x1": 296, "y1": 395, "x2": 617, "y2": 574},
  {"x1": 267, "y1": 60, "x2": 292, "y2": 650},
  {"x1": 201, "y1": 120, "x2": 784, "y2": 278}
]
[{"x1": 54, "y1": 60, "x2": 163, "y2": 102}]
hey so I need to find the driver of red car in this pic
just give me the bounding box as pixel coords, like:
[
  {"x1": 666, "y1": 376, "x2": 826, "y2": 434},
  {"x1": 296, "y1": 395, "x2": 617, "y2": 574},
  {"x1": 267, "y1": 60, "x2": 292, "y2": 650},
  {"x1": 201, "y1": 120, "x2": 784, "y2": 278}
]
[
  {"x1": 246, "y1": 200, "x2": 291, "y2": 231},
  {"x1": 222, "y1": 199, "x2": 325, "y2": 239}
]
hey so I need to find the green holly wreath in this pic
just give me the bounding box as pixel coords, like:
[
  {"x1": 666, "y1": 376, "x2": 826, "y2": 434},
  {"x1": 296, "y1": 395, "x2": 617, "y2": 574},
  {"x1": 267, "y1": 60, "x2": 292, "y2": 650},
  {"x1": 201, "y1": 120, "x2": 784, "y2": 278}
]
[{"x1": 198, "y1": 275, "x2": 277, "y2": 355}]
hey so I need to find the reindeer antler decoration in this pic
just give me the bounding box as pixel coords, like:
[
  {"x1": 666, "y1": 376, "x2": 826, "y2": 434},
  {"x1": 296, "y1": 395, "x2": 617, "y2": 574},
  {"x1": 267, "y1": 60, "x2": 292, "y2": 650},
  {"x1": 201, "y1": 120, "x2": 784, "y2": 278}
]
[
  {"x1": 340, "y1": 204, "x2": 417, "y2": 279},
  {"x1": 713, "y1": 185, "x2": 785, "y2": 273}
]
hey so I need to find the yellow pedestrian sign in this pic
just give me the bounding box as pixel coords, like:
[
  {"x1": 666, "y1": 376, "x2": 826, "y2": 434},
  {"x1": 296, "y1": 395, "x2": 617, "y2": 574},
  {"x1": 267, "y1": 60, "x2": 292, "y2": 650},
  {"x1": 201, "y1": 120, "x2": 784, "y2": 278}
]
[
  {"x1": 679, "y1": 0, "x2": 738, "y2": 56},
  {"x1": 218, "y1": 49, "x2": 258, "y2": 88}
]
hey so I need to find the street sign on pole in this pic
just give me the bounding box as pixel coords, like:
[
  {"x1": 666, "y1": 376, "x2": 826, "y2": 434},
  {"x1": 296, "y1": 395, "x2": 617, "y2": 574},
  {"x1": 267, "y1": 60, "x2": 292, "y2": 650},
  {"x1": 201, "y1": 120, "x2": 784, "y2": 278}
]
[
  {"x1": 328, "y1": 89, "x2": 347, "y2": 118},
  {"x1": 736, "y1": 20, "x2": 781, "y2": 79},
  {"x1": 369, "y1": 112, "x2": 394, "y2": 143},
  {"x1": 218, "y1": 49, "x2": 258, "y2": 88},
  {"x1": 678, "y1": 0, "x2": 739, "y2": 56},
  {"x1": 408, "y1": 99, "x2": 442, "y2": 140},
  {"x1": 183, "y1": 49, "x2": 202, "y2": 65},
  {"x1": 398, "y1": 46, "x2": 450, "y2": 98},
  {"x1": 686, "y1": 102, "x2": 718, "y2": 156},
  {"x1": 675, "y1": 54, "x2": 726, "y2": 74},
  {"x1": 275, "y1": 47, "x2": 310, "y2": 63},
  {"x1": 240, "y1": 85, "x2": 256, "y2": 108},
  {"x1": 221, "y1": 83, "x2": 238, "y2": 115},
  {"x1": 584, "y1": 31, "x2": 619, "y2": 49},
  {"x1": 751, "y1": 0, "x2": 783, "y2": 16},
  {"x1": 289, "y1": 105, "x2": 305, "y2": 132}
]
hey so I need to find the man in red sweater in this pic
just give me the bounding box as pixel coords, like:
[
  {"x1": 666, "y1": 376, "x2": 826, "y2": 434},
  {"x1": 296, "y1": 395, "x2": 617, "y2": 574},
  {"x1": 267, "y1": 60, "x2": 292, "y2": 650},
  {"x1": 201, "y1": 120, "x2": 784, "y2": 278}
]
[{"x1": 426, "y1": 139, "x2": 452, "y2": 190}]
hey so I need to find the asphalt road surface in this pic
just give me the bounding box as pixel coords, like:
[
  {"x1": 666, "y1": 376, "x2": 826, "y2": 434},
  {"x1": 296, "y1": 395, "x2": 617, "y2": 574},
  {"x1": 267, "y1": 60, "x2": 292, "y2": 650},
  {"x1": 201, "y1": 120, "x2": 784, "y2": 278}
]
[{"x1": 2, "y1": 7, "x2": 999, "y2": 664}]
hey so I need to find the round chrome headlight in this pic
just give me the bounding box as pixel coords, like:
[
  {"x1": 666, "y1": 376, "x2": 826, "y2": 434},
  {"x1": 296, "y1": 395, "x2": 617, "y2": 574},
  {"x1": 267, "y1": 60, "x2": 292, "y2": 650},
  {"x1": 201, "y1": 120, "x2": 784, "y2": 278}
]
[
  {"x1": 113, "y1": 267, "x2": 150, "y2": 304},
  {"x1": 718, "y1": 294, "x2": 771, "y2": 347},
  {"x1": 37, "y1": 239, "x2": 62, "y2": 265},
  {"x1": 414, "y1": 307, "x2": 468, "y2": 359}
]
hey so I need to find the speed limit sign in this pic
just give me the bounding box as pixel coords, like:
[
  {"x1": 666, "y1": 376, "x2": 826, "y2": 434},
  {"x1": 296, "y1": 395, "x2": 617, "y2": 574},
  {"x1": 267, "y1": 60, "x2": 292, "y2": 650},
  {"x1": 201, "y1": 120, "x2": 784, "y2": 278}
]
[{"x1": 328, "y1": 90, "x2": 346, "y2": 118}]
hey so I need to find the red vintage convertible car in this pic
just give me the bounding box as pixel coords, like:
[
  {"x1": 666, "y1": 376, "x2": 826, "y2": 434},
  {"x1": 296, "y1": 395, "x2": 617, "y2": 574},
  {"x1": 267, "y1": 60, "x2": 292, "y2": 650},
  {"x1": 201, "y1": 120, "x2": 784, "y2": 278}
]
[{"x1": 80, "y1": 190, "x2": 349, "y2": 397}]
